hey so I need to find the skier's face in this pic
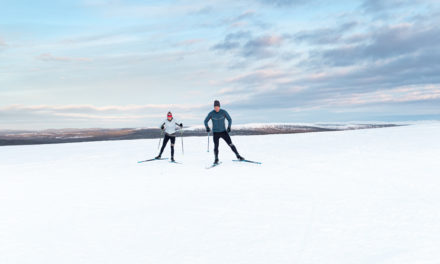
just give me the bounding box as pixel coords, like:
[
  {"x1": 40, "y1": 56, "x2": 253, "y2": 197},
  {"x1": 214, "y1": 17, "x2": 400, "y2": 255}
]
[
  {"x1": 167, "y1": 116, "x2": 172, "y2": 121},
  {"x1": 214, "y1": 106, "x2": 220, "y2": 112}
]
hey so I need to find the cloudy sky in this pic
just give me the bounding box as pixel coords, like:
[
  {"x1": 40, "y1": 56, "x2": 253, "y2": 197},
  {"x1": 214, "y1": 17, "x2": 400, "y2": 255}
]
[{"x1": 1, "y1": 0, "x2": 439, "y2": 129}]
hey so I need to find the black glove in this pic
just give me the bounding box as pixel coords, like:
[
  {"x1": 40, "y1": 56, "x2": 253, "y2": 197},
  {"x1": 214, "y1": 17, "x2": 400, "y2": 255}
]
[
  {"x1": 227, "y1": 127, "x2": 231, "y2": 133},
  {"x1": 206, "y1": 127, "x2": 211, "y2": 133},
  {"x1": 179, "y1": 123, "x2": 183, "y2": 128},
  {"x1": 160, "y1": 124, "x2": 165, "y2": 130}
]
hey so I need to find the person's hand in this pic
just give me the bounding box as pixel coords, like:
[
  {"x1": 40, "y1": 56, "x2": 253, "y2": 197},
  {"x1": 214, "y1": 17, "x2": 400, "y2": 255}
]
[
  {"x1": 227, "y1": 127, "x2": 231, "y2": 133},
  {"x1": 206, "y1": 127, "x2": 211, "y2": 133},
  {"x1": 179, "y1": 123, "x2": 183, "y2": 128},
  {"x1": 161, "y1": 124, "x2": 165, "y2": 130}
]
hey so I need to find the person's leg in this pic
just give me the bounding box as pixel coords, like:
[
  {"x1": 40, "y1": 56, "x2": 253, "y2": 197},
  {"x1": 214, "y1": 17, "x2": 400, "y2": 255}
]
[
  {"x1": 157, "y1": 135, "x2": 170, "y2": 158},
  {"x1": 170, "y1": 136, "x2": 176, "y2": 161},
  {"x1": 221, "y1": 132, "x2": 244, "y2": 159},
  {"x1": 213, "y1": 132, "x2": 220, "y2": 163}
]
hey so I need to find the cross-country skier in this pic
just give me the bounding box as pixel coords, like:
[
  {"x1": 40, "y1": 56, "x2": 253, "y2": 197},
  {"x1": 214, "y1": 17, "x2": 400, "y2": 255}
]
[
  {"x1": 155, "y1": 112, "x2": 183, "y2": 162},
  {"x1": 204, "y1": 100, "x2": 244, "y2": 164}
]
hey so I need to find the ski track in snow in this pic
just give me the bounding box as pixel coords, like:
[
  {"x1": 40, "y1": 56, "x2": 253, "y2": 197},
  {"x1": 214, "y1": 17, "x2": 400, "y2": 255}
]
[{"x1": 1, "y1": 123, "x2": 440, "y2": 264}]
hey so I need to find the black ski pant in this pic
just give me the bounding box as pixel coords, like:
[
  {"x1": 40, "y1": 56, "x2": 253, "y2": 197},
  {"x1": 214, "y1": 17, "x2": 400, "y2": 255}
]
[
  {"x1": 159, "y1": 133, "x2": 176, "y2": 157},
  {"x1": 213, "y1": 131, "x2": 240, "y2": 159}
]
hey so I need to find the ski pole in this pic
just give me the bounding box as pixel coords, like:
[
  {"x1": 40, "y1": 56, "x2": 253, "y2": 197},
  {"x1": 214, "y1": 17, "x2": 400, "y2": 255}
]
[
  {"x1": 207, "y1": 131, "x2": 210, "y2": 152},
  {"x1": 180, "y1": 128, "x2": 184, "y2": 155},
  {"x1": 158, "y1": 130, "x2": 163, "y2": 150}
]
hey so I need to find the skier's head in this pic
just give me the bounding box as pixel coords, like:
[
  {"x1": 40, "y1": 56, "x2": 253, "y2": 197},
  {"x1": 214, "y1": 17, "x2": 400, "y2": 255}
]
[
  {"x1": 167, "y1": 111, "x2": 173, "y2": 121},
  {"x1": 214, "y1": 100, "x2": 220, "y2": 112}
]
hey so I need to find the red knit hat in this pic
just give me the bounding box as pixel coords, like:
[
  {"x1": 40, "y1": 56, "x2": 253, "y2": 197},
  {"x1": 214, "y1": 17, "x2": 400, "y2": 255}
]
[{"x1": 167, "y1": 112, "x2": 173, "y2": 118}]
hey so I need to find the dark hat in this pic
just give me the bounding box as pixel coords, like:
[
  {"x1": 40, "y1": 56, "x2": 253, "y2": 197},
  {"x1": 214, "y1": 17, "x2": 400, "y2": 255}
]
[{"x1": 214, "y1": 100, "x2": 220, "y2": 107}]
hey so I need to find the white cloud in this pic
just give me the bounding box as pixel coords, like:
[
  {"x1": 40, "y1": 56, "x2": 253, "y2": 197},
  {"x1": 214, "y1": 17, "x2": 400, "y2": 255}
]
[
  {"x1": 0, "y1": 104, "x2": 210, "y2": 129},
  {"x1": 36, "y1": 53, "x2": 92, "y2": 62},
  {"x1": 0, "y1": 38, "x2": 7, "y2": 47}
]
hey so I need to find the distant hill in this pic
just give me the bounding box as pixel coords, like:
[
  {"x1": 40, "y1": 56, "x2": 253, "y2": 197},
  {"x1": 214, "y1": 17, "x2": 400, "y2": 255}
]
[{"x1": 0, "y1": 123, "x2": 401, "y2": 146}]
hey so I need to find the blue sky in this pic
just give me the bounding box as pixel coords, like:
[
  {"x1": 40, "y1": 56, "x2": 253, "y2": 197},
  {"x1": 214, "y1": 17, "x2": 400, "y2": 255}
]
[{"x1": 1, "y1": 0, "x2": 439, "y2": 129}]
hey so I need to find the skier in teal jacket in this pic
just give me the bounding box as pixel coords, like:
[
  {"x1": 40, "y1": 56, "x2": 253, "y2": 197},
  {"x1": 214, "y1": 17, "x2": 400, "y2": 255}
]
[{"x1": 204, "y1": 100, "x2": 244, "y2": 164}]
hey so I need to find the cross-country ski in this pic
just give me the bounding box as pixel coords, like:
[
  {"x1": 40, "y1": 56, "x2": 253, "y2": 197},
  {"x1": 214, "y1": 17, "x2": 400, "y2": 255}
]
[
  {"x1": 137, "y1": 158, "x2": 168, "y2": 163},
  {"x1": 232, "y1": 159, "x2": 262, "y2": 165}
]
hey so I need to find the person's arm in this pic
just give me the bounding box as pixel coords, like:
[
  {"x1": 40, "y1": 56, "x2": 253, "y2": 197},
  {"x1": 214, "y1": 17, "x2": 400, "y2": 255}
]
[
  {"x1": 204, "y1": 112, "x2": 212, "y2": 131},
  {"x1": 225, "y1": 110, "x2": 232, "y2": 130},
  {"x1": 174, "y1": 119, "x2": 183, "y2": 128}
]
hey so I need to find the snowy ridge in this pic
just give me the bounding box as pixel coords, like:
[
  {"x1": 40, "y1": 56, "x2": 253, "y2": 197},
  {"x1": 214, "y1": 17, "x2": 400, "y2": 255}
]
[
  {"x1": 183, "y1": 122, "x2": 403, "y2": 131},
  {"x1": 0, "y1": 122, "x2": 405, "y2": 146}
]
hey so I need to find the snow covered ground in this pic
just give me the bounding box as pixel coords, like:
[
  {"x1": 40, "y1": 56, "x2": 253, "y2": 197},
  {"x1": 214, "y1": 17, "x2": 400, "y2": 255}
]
[{"x1": 1, "y1": 122, "x2": 439, "y2": 264}]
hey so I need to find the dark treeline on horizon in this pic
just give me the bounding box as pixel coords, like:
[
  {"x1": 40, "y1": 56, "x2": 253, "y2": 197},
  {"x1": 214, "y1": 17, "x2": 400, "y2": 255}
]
[{"x1": 0, "y1": 124, "x2": 400, "y2": 147}]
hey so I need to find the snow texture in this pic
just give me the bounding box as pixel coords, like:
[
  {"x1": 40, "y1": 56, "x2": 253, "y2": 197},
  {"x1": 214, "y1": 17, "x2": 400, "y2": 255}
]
[{"x1": 1, "y1": 122, "x2": 439, "y2": 264}]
